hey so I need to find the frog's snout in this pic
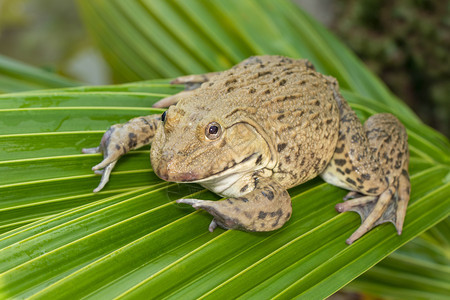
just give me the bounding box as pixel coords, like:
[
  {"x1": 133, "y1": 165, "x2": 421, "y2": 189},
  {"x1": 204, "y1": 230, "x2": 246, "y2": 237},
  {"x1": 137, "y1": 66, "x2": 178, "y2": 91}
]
[{"x1": 153, "y1": 154, "x2": 200, "y2": 183}]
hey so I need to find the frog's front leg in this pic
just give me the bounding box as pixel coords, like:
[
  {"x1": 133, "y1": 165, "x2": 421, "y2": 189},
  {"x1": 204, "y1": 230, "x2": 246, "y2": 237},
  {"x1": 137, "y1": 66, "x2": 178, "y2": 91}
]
[
  {"x1": 321, "y1": 94, "x2": 410, "y2": 244},
  {"x1": 177, "y1": 177, "x2": 292, "y2": 232},
  {"x1": 82, "y1": 114, "x2": 160, "y2": 192}
]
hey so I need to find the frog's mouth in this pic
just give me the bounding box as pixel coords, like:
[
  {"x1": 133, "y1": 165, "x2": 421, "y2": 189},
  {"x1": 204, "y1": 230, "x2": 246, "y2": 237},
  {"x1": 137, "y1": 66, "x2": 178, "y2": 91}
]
[{"x1": 154, "y1": 152, "x2": 260, "y2": 183}]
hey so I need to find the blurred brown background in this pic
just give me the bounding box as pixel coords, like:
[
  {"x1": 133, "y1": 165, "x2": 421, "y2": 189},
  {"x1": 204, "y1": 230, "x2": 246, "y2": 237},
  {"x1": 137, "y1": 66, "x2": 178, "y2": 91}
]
[{"x1": 0, "y1": 0, "x2": 448, "y2": 137}]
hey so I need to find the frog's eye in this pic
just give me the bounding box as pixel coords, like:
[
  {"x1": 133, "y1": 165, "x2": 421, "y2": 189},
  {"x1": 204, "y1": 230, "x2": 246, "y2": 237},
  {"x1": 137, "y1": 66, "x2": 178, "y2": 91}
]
[
  {"x1": 161, "y1": 111, "x2": 167, "y2": 123},
  {"x1": 205, "y1": 122, "x2": 222, "y2": 140}
]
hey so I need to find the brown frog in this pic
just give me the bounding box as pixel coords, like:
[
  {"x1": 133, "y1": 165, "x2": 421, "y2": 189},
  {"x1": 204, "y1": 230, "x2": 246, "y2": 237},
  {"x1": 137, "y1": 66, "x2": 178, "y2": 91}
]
[{"x1": 82, "y1": 56, "x2": 410, "y2": 244}]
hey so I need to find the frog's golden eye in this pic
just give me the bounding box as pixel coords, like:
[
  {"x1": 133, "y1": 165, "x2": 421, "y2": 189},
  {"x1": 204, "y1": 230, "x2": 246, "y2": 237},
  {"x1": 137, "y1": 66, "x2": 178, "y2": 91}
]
[{"x1": 205, "y1": 122, "x2": 222, "y2": 140}]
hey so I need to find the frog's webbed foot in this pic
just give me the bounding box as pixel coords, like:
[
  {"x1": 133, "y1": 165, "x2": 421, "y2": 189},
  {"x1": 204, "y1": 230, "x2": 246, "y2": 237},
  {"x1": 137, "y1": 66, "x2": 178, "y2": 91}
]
[
  {"x1": 82, "y1": 115, "x2": 160, "y2": 193},
  {"x1": 152, "y1": 72, "x2": 220, "y2": 108},
  {"x1": 177, "y1": 178, "x2": 292, "y2": 232},
  {"x1": 336, "y1": 170, "x2": 410, "y2": 244}
]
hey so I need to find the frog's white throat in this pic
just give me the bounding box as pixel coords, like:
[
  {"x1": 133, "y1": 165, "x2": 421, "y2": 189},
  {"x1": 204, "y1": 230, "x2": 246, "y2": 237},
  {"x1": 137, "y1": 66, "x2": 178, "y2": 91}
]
[{"x1": 198, "y1": 171, "x2": 255, "y2": 198}]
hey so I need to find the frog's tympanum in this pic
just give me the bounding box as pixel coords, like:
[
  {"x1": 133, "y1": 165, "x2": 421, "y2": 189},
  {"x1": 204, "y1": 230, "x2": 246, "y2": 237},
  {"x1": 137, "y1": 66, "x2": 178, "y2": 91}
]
[{"x1": 83, "y1": 56, "x2": 410, "y2": 244}]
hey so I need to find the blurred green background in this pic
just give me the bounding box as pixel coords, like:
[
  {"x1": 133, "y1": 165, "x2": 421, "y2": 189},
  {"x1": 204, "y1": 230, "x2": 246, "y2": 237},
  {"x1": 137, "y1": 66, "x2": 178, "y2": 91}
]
[{"x1": 0, "y1": 0, "x2": 448, "y2": 136}]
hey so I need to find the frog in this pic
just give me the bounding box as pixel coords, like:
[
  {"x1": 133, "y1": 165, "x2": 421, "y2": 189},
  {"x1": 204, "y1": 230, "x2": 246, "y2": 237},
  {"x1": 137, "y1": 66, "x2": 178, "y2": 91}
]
[{"x1": 82, "y1": 55, "x2": 410, "y2": 244}]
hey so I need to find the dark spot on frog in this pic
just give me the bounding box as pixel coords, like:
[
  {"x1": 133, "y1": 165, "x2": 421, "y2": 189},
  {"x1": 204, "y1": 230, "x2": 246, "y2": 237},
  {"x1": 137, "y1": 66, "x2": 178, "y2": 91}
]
[
  {"x1": 277, "y1": 114, "x2": 285, "y2": 120},
  {"x1": 335, "y1": 145, "x2": 345, "y2": 153},
  {"x1": 367, "y1": 187, "x2": 379, "y2": 194},
  {"x1": 128, "y1": 133, "x2": 137, "y2": 148},
  {"x1": 280, "y1": 57, "x2": 293, "y2": 63},
  {"x1": 244, "y1": 212, "x2": 253, "y2": 219},
  {"x1": 255, "y1": 154, "x2": 263, "y2": 165},
  {"x1": 279, "y1": 79, "x2": 287, "y2": 86},
  {"x1": 257, "y1": 71, "x2": 272, "y2": 77},
  {"x1": 334, "y1": 159, "x2": 346, "y2": 166},
  {"x1": 225, "y1": 78, "x2": 237, "y2": 86},
  {"x1": 346, "y1": 178, "x2": 356, "y2": 186},
  {"x1": 258, "y1": 211, "x2": 267, "y2": 219},
  {"x1": 337, "y1": 168, "x2": 345, "y2": 175},
  {"x1": 277, "y1": 143, "x2": 287, "y2": 152},
  {"x1": 270, "y1": 209, "x2": 283, "y2": 227},
  {"x1": 261, "y1": 190, "x2": 274, "y2": 200},
  {"x1": 285, "y1": 212, "x2": 291, "y2": 219},
  {"x1": 249, "y1": 88, "x2": 256, "y2": 94},
  {"x1": 345, "y1": 168, "x2": 351, "y2": 174},
  {"x1": 240, "y1": 184, "x2": 248, "y2": 193},
  {"x1": 362, "y1": 173, "x2": 371, "y2": 180},
  {"x1": 326, "y1": 119, "x2": 333, "y2": 124},
  {"x1": 304, "y1": 60, "x2": 315, "y2": 70},
  {"x1": 264, "y1": 89, "x2": 271, "y2": 94},
  {"x1": 385, "y1": 135, "x2": 392, "y2": 143},
  {"x1": 238, "y1": 197, "x2": 249, "y2": 203},
  {"x1": 226, "y1": 199, "x2": 233, "y2": 204},
  {"x1": 115, "y1": 144, "x2": 120, "y2": 150},
  {"x1": 300, "y1": 157, "x2": 306, "y2": 166},
  {"x1": 285, "y1": 155, "x2": 291, "y2": 163},
  {"x1": 401, "y1": 169, "x2": 409, "y2": 179},
  {"x1": 226, "y1": 87, "x2": 234, "y2": 93}
]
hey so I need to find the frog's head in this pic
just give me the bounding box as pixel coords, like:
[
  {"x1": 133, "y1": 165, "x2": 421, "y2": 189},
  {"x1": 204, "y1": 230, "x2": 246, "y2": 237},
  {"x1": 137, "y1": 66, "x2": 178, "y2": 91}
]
[{"x1": 151, "y1": 101, "x2": 273, "y2": 186}]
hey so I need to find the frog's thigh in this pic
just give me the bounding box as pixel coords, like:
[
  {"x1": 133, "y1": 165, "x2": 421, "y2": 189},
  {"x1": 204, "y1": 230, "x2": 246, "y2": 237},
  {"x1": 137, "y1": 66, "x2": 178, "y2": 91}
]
[{"x1": 177, "y1": 177, "x2": 292, "y2": 232}]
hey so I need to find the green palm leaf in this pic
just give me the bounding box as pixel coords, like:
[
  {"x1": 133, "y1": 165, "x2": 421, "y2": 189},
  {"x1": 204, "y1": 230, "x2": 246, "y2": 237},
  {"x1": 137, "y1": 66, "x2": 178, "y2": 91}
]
[{"x1": 0, "y1": 0, "x2": 449, "y2": 298}]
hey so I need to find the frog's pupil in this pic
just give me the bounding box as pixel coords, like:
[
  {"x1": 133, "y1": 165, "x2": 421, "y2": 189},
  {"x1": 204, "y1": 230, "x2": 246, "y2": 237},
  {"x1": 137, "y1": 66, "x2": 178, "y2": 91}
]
[
  {"x1": 209, "y1": 125, "x2": 218, "y2": 135},
  {"x1": 161, "y1": 111, "x2": 167, "y2": 122}
]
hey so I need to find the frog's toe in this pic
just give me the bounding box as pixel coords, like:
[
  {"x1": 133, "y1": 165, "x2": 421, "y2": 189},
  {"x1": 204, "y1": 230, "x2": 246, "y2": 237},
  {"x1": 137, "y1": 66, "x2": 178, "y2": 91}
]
[
  {"x1": 82, "y1": 146, "x2": 101, "y2": 154},
  {"x1": 335, "y1": 195, "x2": 378, "y2": 214},
  {"x1": 208, "y1": 219, "x2": 218, "y2": 232},
  {"x1": 339, "y1": 184, "x2": 406, "y2": 244},
  {"x1": 176, "y1": 198, "x2": 208, "y2": 207},
  {"x1": 92, "y1": 161, "x2": 117, "y2": 193}
]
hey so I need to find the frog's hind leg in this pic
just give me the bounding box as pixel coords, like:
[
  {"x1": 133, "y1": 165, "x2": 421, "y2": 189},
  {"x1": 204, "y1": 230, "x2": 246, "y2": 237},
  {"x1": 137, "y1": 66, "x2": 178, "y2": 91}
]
[
  {"x1": 177, "y1": 177, "x2": 292, "y2": 232},
  {"x1": 341, "y1": 114, "x2": 409, "y2": 244},
  {"x1": 321, "y1": 105, "x2": 410, "y2": 244}
]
